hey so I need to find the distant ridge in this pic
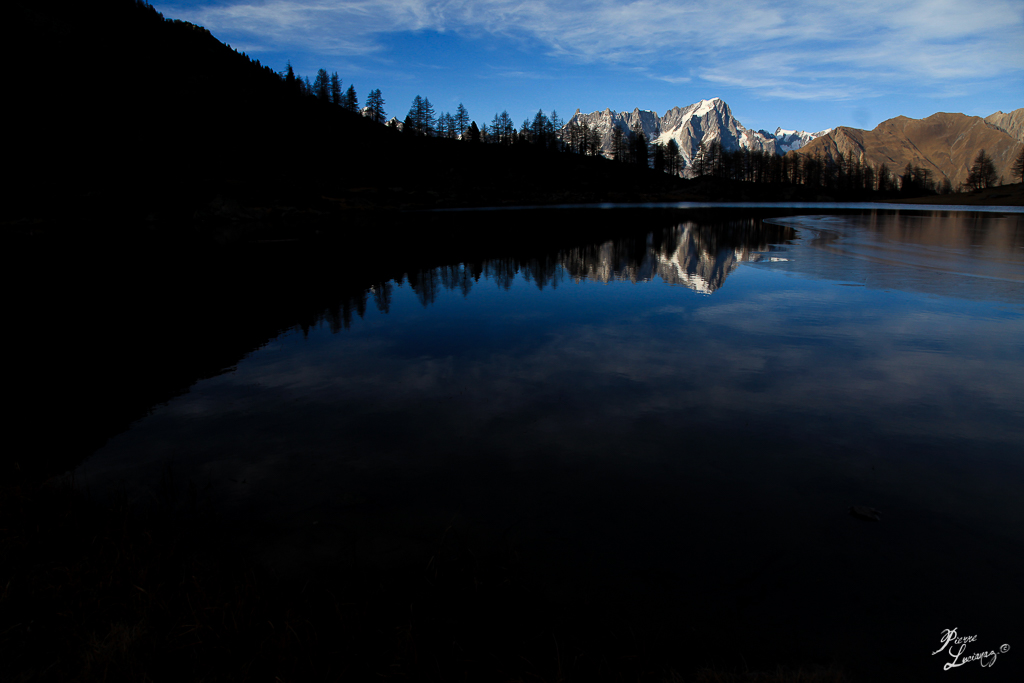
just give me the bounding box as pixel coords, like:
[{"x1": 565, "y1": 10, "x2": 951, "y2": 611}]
[{"x1": 792, "y1": 110, "x2": 1023, "y2": 187}]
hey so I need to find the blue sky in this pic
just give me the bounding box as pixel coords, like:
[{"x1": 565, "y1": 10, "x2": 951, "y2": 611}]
[{"x1": 153, "y1": 0, "x2": 1023, "y2": 134}]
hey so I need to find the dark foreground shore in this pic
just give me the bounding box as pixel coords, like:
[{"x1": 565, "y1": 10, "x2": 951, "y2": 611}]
[
  {"x1": 879, "y1": 184, "x2": 1024, "y2": 206},
  {"x1": 5, "y1": 468, "x2": 866, "y2": 683}
]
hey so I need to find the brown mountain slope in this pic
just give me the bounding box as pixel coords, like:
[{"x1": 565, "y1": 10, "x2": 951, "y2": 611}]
[
  {"x1": 985, "y1": 108, "x2": 1024, "y2": 142},
  {"x1": 791, "y1": 112, "x2": 1022, "y2": 187}
]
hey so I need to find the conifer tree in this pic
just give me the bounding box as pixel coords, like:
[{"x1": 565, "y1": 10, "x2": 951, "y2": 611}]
[
  {"x1": 979, "y1": 151, "x2": 998, "y2": 187},
  {"x1": 342, "y1": 85, "x2": 358, "y2": 112},
  {"x1": 285, "y1": 61, "x2": 297, "y2": 94},
  {"x1": 664, "y1": 139, "x2": 682, "y2": 176},
  {"x1": 965, "y1": 149, "x2": 997, "y2": 190},
  {"x1": 409, "y1": 96, "x2": 425, "y2": 134},
  {"x1": 455, "y1": 103, "x2": 469, "y2": 137},
  {"x1": 366, "y1": 89, "x2": 385, "y2": 123},
  {"x1": 443, "y1": 112, "x2": 457, "y2": 139},
  {"x1": 586, "y1": 124, "x2": 602, "y2": 156},
  {"x1": 611, "y1": 127, "x2": 627, "y2": 162},
  {"x1": 863, "y1": 164, "x2": 875, "y2": 193},
  {"x1": 530, "y1": 110, "x2": 551, "y2": 148},
  {"x1": 562, "y1": 120, "x2": 579, "y2": 153},
  {"x1": 629, "y1": 123, "x2": 649, "y2": 168},
  {"x1": 693, "y1": 141, "x2": 708, "y2": 176},
  {"x1": 423, "y1": 98, "x2": 436, "y2": 136},
  {"x1": 1013, "y1": 147, "x2": 1024, "y2": 184},
  {"x1": 490, "y1": 113, "x2": 502, "y2": 143},
  {"x1": 330, "y1": 72, "x2": 342, "y2": 105},
  {"x1": 707, "y1": 140, "x2": 724, "y2": 177},
  {"x1": 313, "y1": 68, "x2": 330, "y2": 101},
  {"x1": 877, "y1": 162, "x2": 891, "y2": 192},
  {"x1": 652, "y1": 142, "x2": 665, "y2": 173},
  {"x1": 501, "y1": 111, "x2": 515, "y2": 142},
  {"x1": 549, "y1": 111, "x2": 563, "y2": 151},
  {"x1": 901, "y1": 162, "x2": 915, "y2": 193}
]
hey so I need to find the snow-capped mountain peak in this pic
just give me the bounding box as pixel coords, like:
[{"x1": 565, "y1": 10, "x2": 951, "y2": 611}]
[
  {"x1": 689, "y1": 98, "x2": 722, "y2": 118},
  {"x1": 563, "y1": 98, "x2": 831, "y2": 174}
]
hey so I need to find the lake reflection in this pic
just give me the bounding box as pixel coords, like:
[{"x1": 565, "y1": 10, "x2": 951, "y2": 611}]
[{"x1": 79, "y1": 208, "x2": 1024, "y2": 679}]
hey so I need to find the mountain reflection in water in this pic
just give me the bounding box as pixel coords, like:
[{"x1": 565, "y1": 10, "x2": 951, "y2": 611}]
[
  {"x1": 76, "y1": 208, "x2": 1024, "y2": 681},
  {"x1": 351, "y1": 218, "x2": 795, "y2": 329},
  {"x1": 561, "y1": 219, "x2": 792, "y2": 293}
]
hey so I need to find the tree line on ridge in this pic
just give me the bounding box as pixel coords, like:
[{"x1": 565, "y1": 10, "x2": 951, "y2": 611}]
[{"x1": 282, "y1": 56, "x2": 1024, "y2": 197}]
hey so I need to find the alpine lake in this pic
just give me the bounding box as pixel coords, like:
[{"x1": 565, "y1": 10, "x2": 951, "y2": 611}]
[{"x1": 74, "y1": 204, "x2": 1024, "y2": 680}]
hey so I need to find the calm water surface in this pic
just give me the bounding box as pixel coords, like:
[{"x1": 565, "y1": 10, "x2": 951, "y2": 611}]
[{"x1": 79, "y1": 208, "x2": 1024, "y2": 678}]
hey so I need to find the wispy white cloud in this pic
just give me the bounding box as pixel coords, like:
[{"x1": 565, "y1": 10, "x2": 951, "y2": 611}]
[
  {"x1": 652, "y1": 74, "x2": 692, "y2": 85},
  {"x1": 161, "y1": 0, "x2": 1024, "y2": 97},
  {"x1": 479, "y1": 66, "x2": 557, "y2": 80}
]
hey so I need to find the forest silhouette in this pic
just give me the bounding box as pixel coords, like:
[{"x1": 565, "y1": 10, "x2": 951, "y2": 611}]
[{"x1": 5, "y1": 0, "x2": 944, "y2": 243}]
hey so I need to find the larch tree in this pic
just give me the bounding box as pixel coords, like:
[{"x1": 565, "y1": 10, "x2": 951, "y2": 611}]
[
  {"x1": 366, "y1": 89, "x2": 385, "y2": 123},
  {"x1": 693, "y1": 141, "x2": 709, "y2": 176},
  {"x1": 611, "y1": 126, "x2": 627, "y2": 162},
  {"x1": 964, "y1": 149, "x2": 997, "y2": 191},
  {"x1": 652, "y1": 142, "x2": 665, "y2": 173},
  {"x1": 629, "y1": 123, "x2": 649, "y2": 168},
  {"x1": 284, "y1": 61, "x2": 297, "y2": 94},
  {"x1": 330, "y1": 72, "x2": 342, "y2": 105},
  {"x1": 585, "y1": 123, "x2": 602, "y2": 156},
  {"x1": 529, "y1": 110, "x2": 551, "y2": 148},
  {"x1": 422, "y1": 98, "x2": 436, "y2": 136},
  {"x1": 313, "y1": 68, "x2": 330, "y2": 101},
  {"x1": 489, "y1": 114, "x2": 500, "y2": 142},
  {"x1": 455, "y1": 104, "x2": 469, "y2": 137},
  {"x1": 342, "y1": 85, "x2": 358, "y2": 112},
  {"x1": 1011, "y1": 147, "x2": 1024, "y2": 184},
  {"x1": 408, "y1": 96, "x2": 425, "y2": 134}
]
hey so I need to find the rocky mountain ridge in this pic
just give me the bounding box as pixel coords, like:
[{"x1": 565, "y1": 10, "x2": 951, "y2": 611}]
[
  {"x1": 563, "y1": 98, "x2": 1022, "y2": 188},
  {"x1": 564, "y1": 98, "x2": 831, "y2": 173},
  {"x1": 792, "y1": 109, "x2": 1023, "y2": 187},
  {"x1": 984, "y1": 109, "x2": 1024, "y2": 142}
]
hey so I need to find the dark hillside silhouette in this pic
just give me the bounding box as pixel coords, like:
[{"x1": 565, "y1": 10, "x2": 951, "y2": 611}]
[
  {"x1": 4, "y1": 0, "x2": 694, "y2": 234},
  {"x1": 3, "y1": 0, "x2": 927, "y2": 238},
  {"x1": 7, "y1": 1, "x2": 385, "y2": 217}
]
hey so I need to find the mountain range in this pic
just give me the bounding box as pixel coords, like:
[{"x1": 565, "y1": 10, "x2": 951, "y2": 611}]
[
  {"x1": 565, "y1": 98, "x2": 1023, "y2": 186},
  {"x1": 565, "y1": 98, "x2": 831, "y2": 172}
]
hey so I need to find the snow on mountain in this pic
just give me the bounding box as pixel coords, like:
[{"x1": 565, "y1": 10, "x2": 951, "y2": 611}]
[
  {"x1": 773, "y1": 127, "x2": 833, "y2": 154},
  {"x1": 563, "y1": 98, "x2": 831, "y2": 174}
]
